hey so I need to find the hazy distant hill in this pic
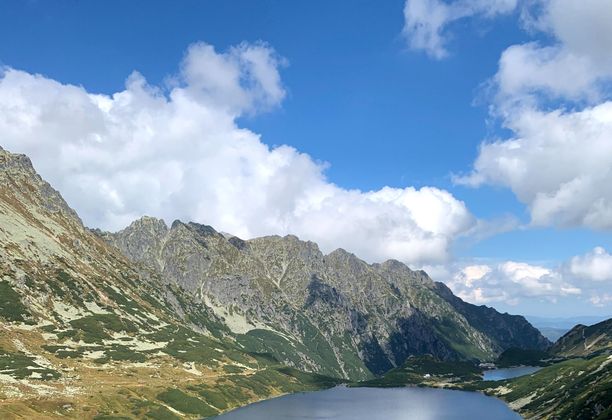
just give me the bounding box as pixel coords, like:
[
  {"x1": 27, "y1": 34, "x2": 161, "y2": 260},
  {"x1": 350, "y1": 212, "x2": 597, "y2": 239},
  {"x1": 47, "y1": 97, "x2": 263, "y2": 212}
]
[{"x1": 528, "y1": 315, "x2": 611, "y2": 341}]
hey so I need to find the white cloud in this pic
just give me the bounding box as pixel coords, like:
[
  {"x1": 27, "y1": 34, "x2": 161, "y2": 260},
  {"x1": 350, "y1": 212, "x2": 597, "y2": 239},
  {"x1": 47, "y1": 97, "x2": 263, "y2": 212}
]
[
  {"x1": 447, "y1": 260, "x2": 580, "y2": 305},
  {"x1": 440, "y1": 246, "x2": 612, "y2": 308},
  {"x1": 458, "y1": 0, "x2": 612, "y2": 230},
  {"x1": 457, "y1": 103, "x2": 612, "y2": 228},
  {"x1": 179, "y1": 42, "x2": 287, "y2": 115},
  {"x1": 590, "y1": 293, "x2": 612, "y2": 307},
  {"x1": 0, "y1": 41, "x2": 475, "y2": 266},
  {"x1": 569, "y1": 247, "x2": 612, "y2": 282},
  {"x1": 496, "y1": 42, "x2": 606, "y2": 104},
  {"x1": 402, "y1": 0, "x2": 517, "y2": 59},
  {"x1": 495, "y1": 0, "x2": 612, "y2": 105}
]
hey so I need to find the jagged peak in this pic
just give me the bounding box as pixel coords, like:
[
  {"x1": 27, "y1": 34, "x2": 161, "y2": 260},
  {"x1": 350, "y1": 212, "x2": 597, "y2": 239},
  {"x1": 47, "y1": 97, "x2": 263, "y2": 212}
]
[
  {"x1": 0, "y1": 146, "x2": 36, "y2": 173},
  {"x1": 115, "y1": 215, "x2": 168, "y2": 236},
  {"x1": 185, "y1": 221, "x2": 220, "y2": 237},
  {"x1": 0, "y1": 145, "x2": 82, "y2": 224},
  {"x1": 326, "y1": 247, "x2": 362, "y2": 263},
  {"x1": 131, "y1": 215, "x2": 167, "y2": 229},
  {"x1": 170, "y1": 219, "x2": 185, "y2": 230},
  {"x1": 380, "y1": 259, "x2": 410, "y2": 270},
  {"x1": 228, "y1": 235, "x2": 248, "y2": 250},
  {"x1": 248, "y1": 233, "x2": 319, "y2": 248},
  {"x1": 170, "y1": 220, "x2": 223, "y2": 240}
]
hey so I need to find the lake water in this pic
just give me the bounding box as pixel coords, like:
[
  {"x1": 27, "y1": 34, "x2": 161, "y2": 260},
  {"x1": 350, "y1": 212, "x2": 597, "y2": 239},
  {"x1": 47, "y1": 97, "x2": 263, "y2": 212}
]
[
  {"x1": 482, "y1": 366, "x2": 541, "y2": 381},
  {"x1": 212, "y1": 386, "x2": 521, "y2": 419}
]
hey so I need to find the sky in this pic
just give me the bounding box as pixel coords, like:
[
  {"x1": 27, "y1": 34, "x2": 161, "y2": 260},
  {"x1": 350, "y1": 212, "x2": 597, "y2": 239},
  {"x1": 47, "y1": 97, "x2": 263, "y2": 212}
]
[{"x1": 0, "y1": 0, "x2": 611, "y2": 318}]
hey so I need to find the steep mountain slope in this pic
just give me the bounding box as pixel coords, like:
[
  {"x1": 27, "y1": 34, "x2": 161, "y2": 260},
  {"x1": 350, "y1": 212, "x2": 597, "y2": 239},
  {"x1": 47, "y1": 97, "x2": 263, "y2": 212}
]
[
  {"x1": 0, "y1": 147, "x2": 337, "y2": 419},
  {"x1": 494, "y1": 352, "x2": 611, "y2": 419},
  {"x1": 102, "y1": 215, "x2": 549, "y2": 379},
  {"x1": 433, "y1": 283, "x2": 550, "y2": 351},
  {"x1": 551, "y1": 318, "x2": 612, "y2": 357}
]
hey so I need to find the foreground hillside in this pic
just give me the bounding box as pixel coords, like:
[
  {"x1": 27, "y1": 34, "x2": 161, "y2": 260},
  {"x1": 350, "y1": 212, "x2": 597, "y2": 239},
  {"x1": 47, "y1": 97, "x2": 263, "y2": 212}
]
[
  {"x1": 492, "y1": 318, "x2": 611, "y2": 418},
  {"x1": 551, "y1": 318, "x2": 612, "y2": 357},
  {"x1": 493, "y1": 353, "x2": 611, "y2": 419}
]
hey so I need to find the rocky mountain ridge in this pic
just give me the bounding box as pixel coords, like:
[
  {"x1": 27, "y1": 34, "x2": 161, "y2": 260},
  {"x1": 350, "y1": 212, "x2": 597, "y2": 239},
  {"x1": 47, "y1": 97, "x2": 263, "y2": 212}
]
[{"x1": 101, "y1": 214, "x2": 550, "y2": 379}]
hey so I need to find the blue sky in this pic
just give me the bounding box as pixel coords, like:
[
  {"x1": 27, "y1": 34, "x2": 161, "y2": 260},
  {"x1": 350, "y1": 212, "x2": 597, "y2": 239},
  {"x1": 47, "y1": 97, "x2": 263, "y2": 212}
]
[{"x1": 1, "y1": 0, "x2": 611, "y2": 317}]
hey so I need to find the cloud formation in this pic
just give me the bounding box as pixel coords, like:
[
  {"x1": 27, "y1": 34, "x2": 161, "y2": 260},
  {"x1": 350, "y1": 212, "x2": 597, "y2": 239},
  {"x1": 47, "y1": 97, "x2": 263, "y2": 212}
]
[
  {"x1": 496, "y1": 0, "x2": 612, "y2": 105},
  {"x1": 402, "y1": 0, "x2": 517, "y2": 59},
  {"x1": 0, "y1": 41, "x2": 475, "y2": 266},
  {"x1": 458, "y1": 0, "x2": 612, "y2": 230},
  {"x1": 442, "y1": 246, "x2": 612, "y2": 308},
  {"x1": 447, "y1": 260, "x2": 580, "y2": 305},
  {"x1": 458, "y1": 103, "x2": 612, "y2": 228},
  {"x1": 569, "y1": 247, "x2": 612, "y2": 282}
]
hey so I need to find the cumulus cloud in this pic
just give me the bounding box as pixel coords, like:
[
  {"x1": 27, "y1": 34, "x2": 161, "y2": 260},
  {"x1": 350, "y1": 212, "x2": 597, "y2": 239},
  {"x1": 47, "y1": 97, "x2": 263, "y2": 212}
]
[
  {"x1": 569, "y1": 247, "x2": 612, "y2": 282},
  {"x1": 495, "y1": 0, "x2": 612, "y2": 105},
  {"x1": 0, "y1": 41, "x2": 475, "y2": 266},
  {"x1": 440, "y1": 246, "x2": 612, "y2": 308},
  {"x1": 447, "y1": 260, "x2": 580, "y2": 305},
  {"x1": 179, "y1": 42, "x2": 287, "y2": 115},
  {"x1": 457, "y1": 103, "x2": 612, "y2": 228},
  {"x1": 458, "y1": 0, "x2": 612, "y2": 230},
  {"x1": 402, "y1": 0, "x2": 517, "y2": 59}
]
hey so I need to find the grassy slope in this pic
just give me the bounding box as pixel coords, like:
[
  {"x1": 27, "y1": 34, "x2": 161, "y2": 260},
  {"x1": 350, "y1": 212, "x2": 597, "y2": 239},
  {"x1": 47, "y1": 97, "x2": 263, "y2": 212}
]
[
  {"x1": 490, "y1": 354, "x2": 612, "y2": 419},
  {"x1": 495, "y1": 348, "x2": 553, "y2": 367},
  {"x1": 0, "y1": 320, "x2": 341, "y2": 419},
  {"x1": 551, "y1": 318, "x2": 612, "y2": 357}
]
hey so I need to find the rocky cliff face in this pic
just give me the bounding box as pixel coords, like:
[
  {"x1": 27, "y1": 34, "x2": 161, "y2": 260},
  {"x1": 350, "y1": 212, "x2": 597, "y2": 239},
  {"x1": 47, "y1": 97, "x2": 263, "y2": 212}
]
[{"x1": 103, "y1": 215, "x2": 550, "y2": 379}]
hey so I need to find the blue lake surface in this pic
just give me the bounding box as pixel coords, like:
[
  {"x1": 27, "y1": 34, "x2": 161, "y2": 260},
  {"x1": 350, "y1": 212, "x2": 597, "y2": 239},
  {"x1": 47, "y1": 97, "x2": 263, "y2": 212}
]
[
  {"x1": 482, "y1": 366, "x2": 542, "y2": 381},
  {"x1": 212, "y1": 386, "x2": 521, "y2": 419}
]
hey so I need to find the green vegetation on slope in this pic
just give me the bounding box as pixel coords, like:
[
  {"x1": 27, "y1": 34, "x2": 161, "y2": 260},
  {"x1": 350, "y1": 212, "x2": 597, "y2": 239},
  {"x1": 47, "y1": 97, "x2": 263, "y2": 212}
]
[
  {"x1": 357, "y1": 325, "x2": 611, "y2": 420},
  {"x1": 0, "y1": 280, "x2": 30, "y2": 322},
  {"x1": 494, "y1": 353, "x2": 612, "y2": 419},
  {"x1": 495, "y1": 347, "x2": 552, "y2": 367},
  {"x1": 0, "y1": 349, "x2": 60, "y2": 380},
  {"x1": 353, "y1": 355, "x2": 481, "y2": 388},
  {"x1": 551, "y1": 318, "x2": 612, "y2": 357}
]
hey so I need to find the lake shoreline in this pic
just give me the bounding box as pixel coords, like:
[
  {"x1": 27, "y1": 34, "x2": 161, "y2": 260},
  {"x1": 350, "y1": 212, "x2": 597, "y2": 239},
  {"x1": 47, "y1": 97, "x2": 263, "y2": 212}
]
[
  {"x1": 211, "y1": 384, "x2": 522, "y2": 419},
  {"x1": 211, "y1": 361, "x2": 554, "y2": 419}
]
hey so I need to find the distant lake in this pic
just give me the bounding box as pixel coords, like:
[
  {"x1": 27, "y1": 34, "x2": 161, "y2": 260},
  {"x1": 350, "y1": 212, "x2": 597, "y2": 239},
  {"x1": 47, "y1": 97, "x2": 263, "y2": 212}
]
[
  {"x1": 483, "y1": 366, "x2": 541, "y2": 381},
  {"x1": 212, "y1": 386, "x2": 520, "y2": 419}
]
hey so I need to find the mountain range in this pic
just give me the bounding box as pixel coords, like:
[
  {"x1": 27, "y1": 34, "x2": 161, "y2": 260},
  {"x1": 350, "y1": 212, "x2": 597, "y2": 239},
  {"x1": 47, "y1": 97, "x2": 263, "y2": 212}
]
[{"x1": 0, "y1": 145, "x2": 601, "y2": 419}]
